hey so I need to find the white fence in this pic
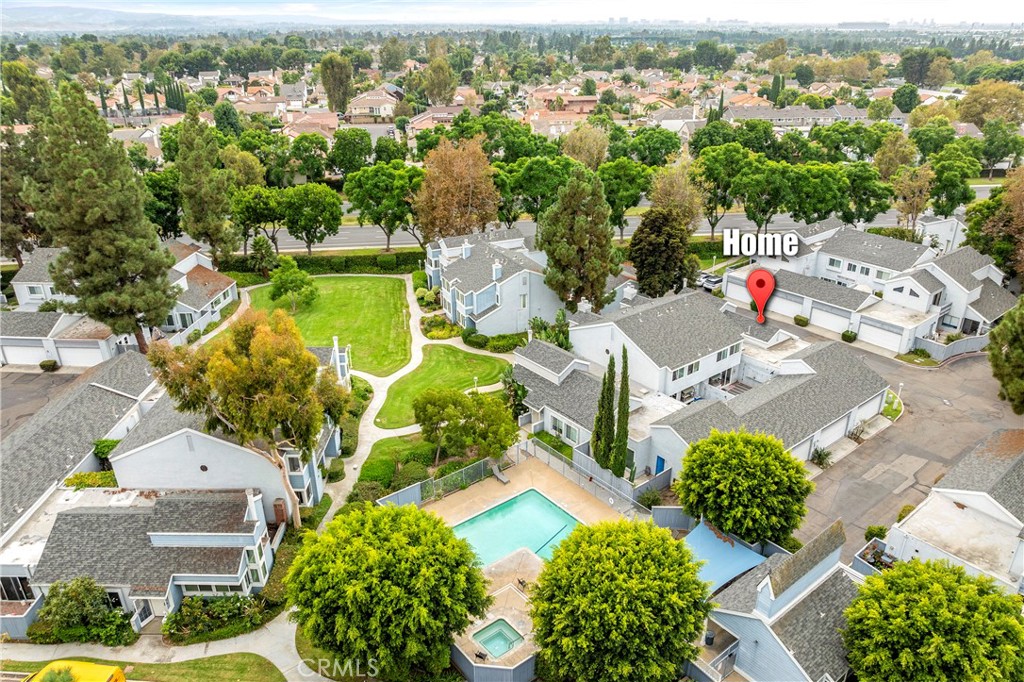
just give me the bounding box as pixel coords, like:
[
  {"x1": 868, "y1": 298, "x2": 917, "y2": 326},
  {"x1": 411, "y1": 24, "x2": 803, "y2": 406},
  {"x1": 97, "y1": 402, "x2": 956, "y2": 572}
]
[{"x1": 912, "y1": 333, "x2": 989, "y2": 362}]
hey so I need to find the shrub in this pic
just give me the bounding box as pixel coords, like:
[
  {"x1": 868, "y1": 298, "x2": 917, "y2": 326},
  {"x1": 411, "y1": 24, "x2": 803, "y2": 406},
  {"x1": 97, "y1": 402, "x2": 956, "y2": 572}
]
[
  {"x1": 219, "y1": 250, "x2": 424, "y2": 275},
  {"x1": 711, "y1": 287, "x2": 724, "y2": 298},
  {"x1": 37, "y1": 300, "x2": 62, "y2": 312},
  {"x1": 778, "y1": 535, "x2": 804, "y2": 553},
  {"x1": 897, "y1": 504, "x2": 916, "y2": 522},
  {"x1": 636, "y1": 488, "x2": 662, "y2": 510},
  {"x1": 223, "y1": 271, "x2": 269, "y2": 288},
  {"x1": 422, "y1": 315, "x2": 462, "y2": 339},
  {"x1": 202, "y1": 320, "x2": 220, "y2": 335},
  {"x1": 414, "y1": 287, "x2": 428, "y2": 299},
  {"x1": 911, "y1": 347, "x2": 931, "y2": 358},
  {"x1": 864, "y1": 525, "x2": 889, "y2": 542},
  {"x1": 841, "y1": 330, "x2": 858, "y2": 343},
  {"x1": 460, "y1": 326, "x2": 476, "y2": 343},
  {"x1": 412, "y1": 270, "x2": 428, "y2": 290},
  {"x1": 392, "y1": 461, "x2": 430, "y2": 490},
  {"x1": 92, "y1": 439, "x2": 121, "y2": 461},
  {"x1": 376, "y1": 254, "x2": 397, "y2": 269},
  {"x1": 944, "y1": 332, "x2": 964, "y2": 344},
  {"x1": 187, "y1": 328, "x2": 202, "y2": 344},
  {"x1": 465, "y1": 333, "x2": 489, "y2": 349},
  {"x1": 347, "y1": 480, "x2": 387, "y2": 504},
  {"x1": 422, "y1": 288, "x2": 437, "y2": 304},
  {"x1": 486, "y1": 333, "x2": 527, "y2": 353},
  {"x1": 810, "y1": 447, "x2": 833, "y2": 469},
  {"x1": 31, "y1": 577, "x2": 137, "y2": 647},
  {"x1": 64, "y1": 470, "x2": 118, "y2": 489},
  {"x1": 300, "y1": 493, "x2": 333, "y2": 529},
  {"x1": 162, "y1": 596, "x2": 269, "y2": 644},
  {"x1": 794, "y1": 315, "x2": 809, "y2": 327},
  {"x1": 749, "y1": 300, "x2": 758, "y2": 311},
  {"x1": 434, "y1": 455, "x2": 485, "y2": 479},
  {"x1": 39, "y1": 359, "x2": 59, "y2": 372},
  {"x1": 26, "y1": 620, "x2": 59, "y2": 644},
  {"x1": 359, "y1": 454, "x2": 396, "y2": 488},
  {"x1": 326, "y1": 456, "x2": 346, "y2": 482}
]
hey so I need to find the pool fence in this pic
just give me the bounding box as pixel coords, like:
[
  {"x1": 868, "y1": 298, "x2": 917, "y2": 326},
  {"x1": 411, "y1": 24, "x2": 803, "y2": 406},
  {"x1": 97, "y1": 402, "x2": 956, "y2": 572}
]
[
  {"x1": 451, "y1": 643, "x2": 535, "y2": 682},
  {"x1": 376, "y1": 453, "x2": 515, "y2": 507}
]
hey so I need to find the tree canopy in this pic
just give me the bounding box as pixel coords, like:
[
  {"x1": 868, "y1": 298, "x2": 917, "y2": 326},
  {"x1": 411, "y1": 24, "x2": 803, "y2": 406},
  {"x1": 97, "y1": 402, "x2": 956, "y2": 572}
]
[
  {"x1": 630, "y1": 207, "x2": 701, "y2": 297},
  {"x1": 988, "y1": 296, "x2": 1024, "y2": 415}
]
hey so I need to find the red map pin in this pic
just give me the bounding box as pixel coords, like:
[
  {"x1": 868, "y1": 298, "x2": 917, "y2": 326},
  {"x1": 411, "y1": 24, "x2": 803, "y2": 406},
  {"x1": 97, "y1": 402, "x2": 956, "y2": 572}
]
[{"x1": 746, "y1": 269, "x2": 776, "y2": 324}]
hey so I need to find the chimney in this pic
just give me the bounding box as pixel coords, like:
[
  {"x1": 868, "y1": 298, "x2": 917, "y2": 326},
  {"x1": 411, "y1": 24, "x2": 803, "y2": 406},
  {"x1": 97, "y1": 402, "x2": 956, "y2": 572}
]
[
  {"x1": 492, "y1": 259, "x2": 503, "y2": 281},
  {"x1": 462, "y1": 240, "x2": 472, "y2": 259},
  {"x1": 578, "y1": 299, "x2": 593, "y2": 314},
  {"x1": 623, "y1": 283, "x2": 637, "y2": 301},
  {"x1": 273, "y1": 498, "x2": 287, "y2": 527}
]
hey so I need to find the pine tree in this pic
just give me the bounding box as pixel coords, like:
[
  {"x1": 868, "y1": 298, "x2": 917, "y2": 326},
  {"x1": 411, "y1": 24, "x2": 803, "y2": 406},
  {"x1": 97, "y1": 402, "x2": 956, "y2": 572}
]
[
  {"x1": 591, "y1": 362, "x2": 611, "y2": 467},
  {"x1": 25, "y1": 83, "x2": 177, "y2": 353},
  {"x1": 536, "y1": 166, "x2": 619, "y2": 312},
  {"x1": 177, "y1": 102, "x2": 239, "y2": 266},
  {"x1": 611, "y1": 347, "x2": 630, "y2": 478},
  {"x1": 596, "y1": 355, "x2": 617, "y2": 468}
]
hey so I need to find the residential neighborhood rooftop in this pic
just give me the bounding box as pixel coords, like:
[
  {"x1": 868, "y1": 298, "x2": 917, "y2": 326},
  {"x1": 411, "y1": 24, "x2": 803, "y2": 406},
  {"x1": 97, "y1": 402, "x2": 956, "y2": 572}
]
[
  {"x1": 821, "y1": 227, "x2": 933, "y2": 272},
  {"x1": 929, "y1": 246, "x2": 994, "y2": 291},
  {"x1": 936, "y1": 429, "x2": 1024, "y2": 522},
  {"x1": 9, "y1": 247, "x2": 60, "y2": 284}
]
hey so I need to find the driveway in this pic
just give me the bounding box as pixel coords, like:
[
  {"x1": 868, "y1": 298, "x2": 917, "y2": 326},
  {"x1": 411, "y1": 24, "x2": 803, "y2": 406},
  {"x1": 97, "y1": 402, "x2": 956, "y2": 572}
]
[
  {"x1": 0, "y1": 370, "x2": 80, "y2": 436},
  {"x1": 795, "y1": 353, "x2": 1019, "y2": 559}
]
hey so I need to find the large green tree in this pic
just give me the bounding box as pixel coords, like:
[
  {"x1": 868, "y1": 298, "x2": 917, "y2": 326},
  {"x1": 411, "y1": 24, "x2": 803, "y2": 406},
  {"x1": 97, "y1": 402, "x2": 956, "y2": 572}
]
[
  {"x1": 269, "y1": 255, "x2": 319, "y2": 312},
  {"x1": 591, "y1": 354, "x2": 616, "y2": 469},
  {"x1": 0, "y1": 126, "x2": 44, "y2": 266},
  {"x1": 786, "y1": 162, "x2": 850, "y2": 225},
  {"x1": 537, "y1": 166, "x2": 619, "y2": 312},
  {"x1": 289, "y1": 132, "x2": 330, "y2": 181},
  {"x1": 177, "y1": 102, "x2": 239, "y2": 266},
  {"x1": 597, "y1": 157, "x2": 652, "y2": 240},
  {"x1": 280, "y1": 182, "x2": 343, "y2": 254},
  {"x1": 873, "y1": 131, "x2": 919, "y2": 181},
  {"x1": 423, "y1": 58, "x2": 456, "y2": 105},
  {"x1": 328, "y1": 127, "x2": 372, "y2": 180},
  {"x1": 413, "y1": 387, "x2": 518, "y2": 465},
  {"x1": 149, "y1": 309, "x2": 348, "y2": 526},
  {"x1": 672, "y1": 429, "x2": 814, "y2": 544},
  {"x1": 843, "y1": 559, "x2": 1024, "y2": 682},
  {"x1": 692, "y1": 142, "x2": 750, "y2": 239},
  {"x1": 909, "y1": 116, "x2": 957, "y2": 159},
  {"x1": 629, "y1": 126, "x2": 681, "y2": 166},
  {"x1": 320, "y1": 52, "x2": 353, "y2": 112},
  {"x1": 286, "y1": 504, "x2": 491, "y2": 681},
  {"x1": 231, "y1": 184, "x2": 283, "y2": 254},
  {"x1": 929, "y1": 144, "x2": 982, "y2": 217},
  {"x1": 345, "y1": 160, "x2": 424, "y2": 250},
  {"x1": 630, "y1": 207, "x2": 701, "y2": 297},
  {"x1": 988, "y1": 297, "x2": 1024, "y2": 415},
  {"x1": 611, "y1": 347, "x2": 630, "y2": 478},
  {"x1": 25, "y1": 83, "x2": 177, "y2": 353},
  {"x1": 648, "y1": 162, "x2": 704, "y2": 228},
  {"x1": 892, "y1": 83, "x2": 921, "y2": 113},
  {"x1": 531, "y1": 520, "x2": 711, "y2": 682},
  {"x1": 1, "y1": 60, "x2": 51, "y2": 123},
  {"x1": 981, "y1": 119, "x2": 1024, "y2": 179},
  {"x1": 731, "y1": 154, "x2": 793, "y2": 234}
]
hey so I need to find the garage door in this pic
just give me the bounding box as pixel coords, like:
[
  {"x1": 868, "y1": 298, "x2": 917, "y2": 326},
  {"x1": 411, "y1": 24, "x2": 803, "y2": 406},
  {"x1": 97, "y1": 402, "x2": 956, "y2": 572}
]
[
  {"x1": 818, "y1": 414, "x2": 849, "y2": 448},
  {"x1": 766, "y1": 295, "x2": 803, "y2": 318},
  {"x1": 857, "y1": 321, "x2": 903, "y2": 353},
  {"x1": 856, "y1": 392, "x2": 884, "y2": 423},
  {"x1": 57, "y1": 344, "x2": 104, "y2": 367},
  {"x1": 724, "y1": 277, "x2": 749, "y2": 302},
  {"x1": 810, "y1": 306, "x2": 851, "y2": 333},
  {"x1": 1, "y1": 341, "x2": 46, "y2": 365}
]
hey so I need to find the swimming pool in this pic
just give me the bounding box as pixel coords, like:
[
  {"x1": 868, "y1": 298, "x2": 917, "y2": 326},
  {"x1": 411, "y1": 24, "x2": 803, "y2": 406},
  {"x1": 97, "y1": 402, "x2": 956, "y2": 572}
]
[
  {"x1": 453, "y1": 489, "x2": 579, "y2": 566},
  {"x1": 472, "y1": 618, "x2": 524, "y2": 658}
]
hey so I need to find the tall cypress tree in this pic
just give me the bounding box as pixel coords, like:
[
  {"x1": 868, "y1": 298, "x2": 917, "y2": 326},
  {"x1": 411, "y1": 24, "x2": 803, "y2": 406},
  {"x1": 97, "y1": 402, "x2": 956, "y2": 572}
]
[
  {"x1": 537, "y1": 166, "x2": 619, "y2": 312},
  {"x1": 611, "y1": 347, "x2": 630, "y2": 478},
  {"x1": 177, "y1": 101, "x2": 239, "y2": 266},
  {"x1": 592, "y1": 354, "x2": 616, "y2": 468},
  {"x1": 591, "y1": 361, "x2": 610, "y2": 466},
  {"x1": 26, "y1": 82, "x2": 177, "y2": 353}
]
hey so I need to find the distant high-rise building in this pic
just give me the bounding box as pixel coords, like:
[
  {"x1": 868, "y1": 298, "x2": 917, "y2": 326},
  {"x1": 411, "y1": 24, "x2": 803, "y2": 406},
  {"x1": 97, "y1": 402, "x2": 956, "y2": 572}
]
[{"x1": 620, "y1": 17, "x2": 628, "y2": 24}]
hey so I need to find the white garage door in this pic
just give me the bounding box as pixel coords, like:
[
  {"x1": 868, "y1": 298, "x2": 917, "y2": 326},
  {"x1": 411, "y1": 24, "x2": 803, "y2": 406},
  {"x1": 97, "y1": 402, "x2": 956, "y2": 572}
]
[
  {"x1": 1, "y1": 341, "x2": 46, "y2": 365},
  {"x1": 57, "y1": 344, "x2": 104, "y2": 367},
  {"x1": 810, "y1": 307, "x2": 851, "y2": 333},
  {"x1": 724, "y1": 277, "x2": 749, "y2": 302},
  {"x1": 856, "y1": 392, "x2": 884, "y2": 423},
  {"x1": 767, "y1": 295, "x2": 804, "y2": 318},
  {"x1": 857, "y1": 321, "x2": 903, "y2": 352},
  {"x1": 818, "y1": 414, "x2": 849, "y2": 448}
]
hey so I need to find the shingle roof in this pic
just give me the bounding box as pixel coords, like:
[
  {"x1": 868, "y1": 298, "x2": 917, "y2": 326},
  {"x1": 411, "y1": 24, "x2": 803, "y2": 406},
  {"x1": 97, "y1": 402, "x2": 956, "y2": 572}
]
[
  {"x1": 10, "y1": 247, "x2": 60, "y2": 283},
  {"x1": 792, "y1": 216, "x2": 845, "y2": 239},
  {"x1": 968, "y1": 280, "x2": 1018, "y2": 322},
  {"x1": 515, "y1": 364, "x2": 602, "y2": 430},
  {"x1": 930, "y1": 246, "x2": 994, "y2": 291},
  {"x1": 771, "y1": 269, "x2": 875, "y2": 311},
  {"x1": 821, "y1": 227, "x2": 932, "y2": 272},
  {"x1": 895, "y1": 268, "x2": 944, "y2": 293},
  {"x1": 0, "y1": 311, "x2": 63, "y2": 338},
  {"x1": 32, "y1": 491, "x2": 252, "y2": 595},
  {"x1": 771, "y1": 569, "x2": 859, "y2": 682},
  {"x1": 163, "y1": 240, "x2": 202, "y2": 263},
  {"x1": 657, "y1": 342, "x2": 888, "y2": 448},
  {"x1": 515, "y1": 340, "x2": 576, "y2": 375},
  {"x1": 0, "y1": 352, "x2": 153, "y2": 534},
  {"x1": 725, "y1": 311, "x2": 784, "y2": 343},
  {"x1": 714, "y1": 553, "x2": 787, "y2": 613},
  {"x1": 443, "y1": 242, "x2": 541, "y2": 293},
  {"x1": 769, "y1": 520, "x2": 845, "y2": 596},
  {"x1": 937, "y1": 429, "x2": 1024, "y2": 523},
  {"x1": 599, "y1": 291, "x2": 744, "y2": 370},
  {"x1": 177, "y1": 265, "x2": 235, "y2": 311},
  {"x1": 109, "y1": 393, "x2": 206, "y2": 459}
]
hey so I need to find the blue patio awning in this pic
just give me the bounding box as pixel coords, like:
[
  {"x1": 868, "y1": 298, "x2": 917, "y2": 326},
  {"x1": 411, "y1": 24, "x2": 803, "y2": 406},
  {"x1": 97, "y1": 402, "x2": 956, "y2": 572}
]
[{"x1": 683, "y1": 522, "x2": 766, "y2": 593}]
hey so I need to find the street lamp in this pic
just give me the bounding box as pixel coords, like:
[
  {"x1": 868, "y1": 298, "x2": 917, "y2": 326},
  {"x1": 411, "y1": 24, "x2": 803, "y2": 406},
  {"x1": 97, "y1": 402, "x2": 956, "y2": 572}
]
[{"x1": 897, "y1": 382, "x2": 904, "y2": 399}]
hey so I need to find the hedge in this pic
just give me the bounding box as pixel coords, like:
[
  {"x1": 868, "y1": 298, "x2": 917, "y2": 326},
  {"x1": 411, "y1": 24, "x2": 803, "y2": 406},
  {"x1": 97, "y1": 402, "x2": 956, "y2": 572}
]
[
  {"x1": 794, "y1": 315, "x2": 809, "y2": 327},
  {"x1": 220, "y1": 250, "x2": 424, "y2": 276},
  {"x1": 841, "y1": 330, "x2": 858, "y2": 343},
  {"x1": 64, "y1": 470, "x2": 118, "y2": 489},
  {"x1": 39, "y1": 359, "x2": 59, "y2": 372},
  {"x1": 412, "y1": 270, "x2": 429, "y2": 290}
]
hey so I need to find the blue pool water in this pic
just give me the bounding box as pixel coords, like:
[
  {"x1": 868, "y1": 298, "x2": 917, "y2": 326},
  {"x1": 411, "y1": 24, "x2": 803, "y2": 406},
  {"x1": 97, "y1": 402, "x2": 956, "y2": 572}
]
[
  {"x1": 453, "y1": 489, "x2": 579, "y2": 566},
  {"x1": 472, "y1": 618, "x2": 524, "y2": 657}
]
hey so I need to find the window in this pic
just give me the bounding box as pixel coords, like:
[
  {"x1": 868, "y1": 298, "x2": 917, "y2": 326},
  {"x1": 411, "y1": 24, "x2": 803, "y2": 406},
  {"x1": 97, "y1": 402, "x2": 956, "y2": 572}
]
[
  {"x1": 860, "y1": 266, "x2": 870, "y2": 276},
  {"x1": 287, "y1": 456, "x2": 302, "y2": 473},
  {"x1": 564, "y1": 424, "x2": 579, "y2": 444},
  {"x1": 48, "y1": 286, "x2": 57, "y2": 295},
  {"x1": 0, "y1": 576, "x2": 33, "y2": 601},
  {"x1": 672, "y1": 361, "x2": 700, "y2": 381},
  {"x1": 729, "y1": 343, "x2": 741, "y2": 356},
  {"x1": 893, "y1": 286, "x2": 904, "y2": 293},
  {"x1": 551, "y1": 416, "x2": 564, "y2": 436},
  {"x1": 249, "y1": 568, "x2": 260, "y2": 584},
  {"x1": 520, "y1": 294, "x2": 527, "y2": 309},
  {"x1": 455, "y1": 290, "x2": 465, "y2": 304},
  {"x1": 909, "y1": 289, "x2": 919, "y2": 298},
  {"x1": 27, "y1": 285, "x2": 42, "y2": 296},
  {"x1": 876, "y1": 270, "x2": 891, "y2": 281},
  {"x1": 246, "y1": 549, "x2": 257, "y2": 565},
  {"x1": 716, "y1": 348, "x2": 729, "y2": 362},
  {"x1": 106, "y1": 591, "x2": 123, "y2": 609},
  {"x1": 165, "y1": 314, "x2": 175, "y2": 327},
  {"x1": 932, "y1": 292, "x2": 941, "y2": 306},
  {"x1": 179, "y1": 312, "x2": 194, "y2": 328},
  {"x1": 846, "y1": 263, "x2": 857, "y2": 272},
  {"x1": 827, "y1": 258, "x2": 842, "y2": 270}
]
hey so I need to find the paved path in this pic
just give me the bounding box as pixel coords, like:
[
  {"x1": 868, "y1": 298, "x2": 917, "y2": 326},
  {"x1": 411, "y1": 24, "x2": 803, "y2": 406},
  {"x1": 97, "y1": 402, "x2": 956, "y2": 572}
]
[{"x1": 0, "y1": 611, "x2": 330, "y2": 682}]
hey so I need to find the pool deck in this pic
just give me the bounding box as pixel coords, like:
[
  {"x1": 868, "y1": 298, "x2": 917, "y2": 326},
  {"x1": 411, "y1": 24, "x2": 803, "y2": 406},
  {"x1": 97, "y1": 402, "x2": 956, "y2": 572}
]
[{"x1": 424, "y1": 457, "x2": 623, "y2": 527}]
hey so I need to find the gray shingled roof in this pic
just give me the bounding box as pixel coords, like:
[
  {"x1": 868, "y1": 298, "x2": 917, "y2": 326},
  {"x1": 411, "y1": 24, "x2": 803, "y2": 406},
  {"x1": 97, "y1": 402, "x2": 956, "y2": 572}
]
[
  {"x1": 176, "y1": 265, "x2": 235, "y2": 311},
  {"x1": 515, "y1": 340, "x2": 576, "y2": 375},
  {"x1": 725, "y1": 311, "x2": 784, "y2": 343},
  {"x1": 771, "y1": 569, "x2": 859, "y2": 682},
  {"x1": 657, "y1": 342, "x2": 888, "y2": 448},
  {"x1": 770, "y1": 269, "x2": 875, "y2": 312},
  {"x1": 895, "y1": 268, "x2": 944, "y2": 294},
  {"x1": 938, "y1": 430, "x2": 1024, "y2": 523},
  {"x1": 32, "y1": 492, "x2": 252, "y2": 595},
  {"x1": 929, "y1": 246, "x2": 993, "y2": 291},
  {"x1": 443, "y1": 242, "x2": 541, "y2": 293},
  {"x1": 792, "y1": 216, "x2": 845, "y2": 239},
  {"x1": 968, "y1": 280, "x2": 1018, "y2": 322},
  {"x1": 714, "y1": 553, "x2": 787, "y2": 613},
  {"x1": 109, "y1": 393, "x2": 206, "y2": 459},
  {"x1": 821, "y1": 228, "x2": 932, "y2": 272},
  {"x1": 769, "y1": 520, "x2": 845, "y2": 595},
  {"x1": 515, "y1": 364, "x2": 602, "y2": 430},
  {"x1": 0, "y1": 352, "x2": 154, "y2": 534},
  {"x1": 10, "y1": 247, "x2": 61, "y2": 284},
  {"x1": 0, "y1": 311, "x2": 63, "y2": 338},
  {"x1": 598, "y1": 292, "x2": 743, "y2": 370}
]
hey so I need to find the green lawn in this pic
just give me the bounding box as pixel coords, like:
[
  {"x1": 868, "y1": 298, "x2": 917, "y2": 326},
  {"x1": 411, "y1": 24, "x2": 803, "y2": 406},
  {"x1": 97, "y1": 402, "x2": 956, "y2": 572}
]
[
  {"x1": 359, "y1": 433, "x2": 435, "y2": 488},
  {"x1": 249, "y1": 276, "x2": 410, "y2": 376},
  {"x1": 882, "y1": 389, "x2": 904, "y2": 421},
  {"x1": 967, "y1": 177, "x2": 1006, "y2": 186},
  {"x1": 895, "y1": 352, "x2": 940, "y2": 368},
  {"x1": 1, "y1": 655, "x2": 285, "y2": 682},
  {"x1": 374, "y1": 345, "x2": 509, "y2": 429}
]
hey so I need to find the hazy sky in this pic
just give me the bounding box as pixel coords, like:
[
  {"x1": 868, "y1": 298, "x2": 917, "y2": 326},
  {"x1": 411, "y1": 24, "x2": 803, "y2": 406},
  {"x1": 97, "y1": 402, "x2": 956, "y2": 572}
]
[{"x1": 8, "y1": 0, "x2": 1017, "y2": 25}]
